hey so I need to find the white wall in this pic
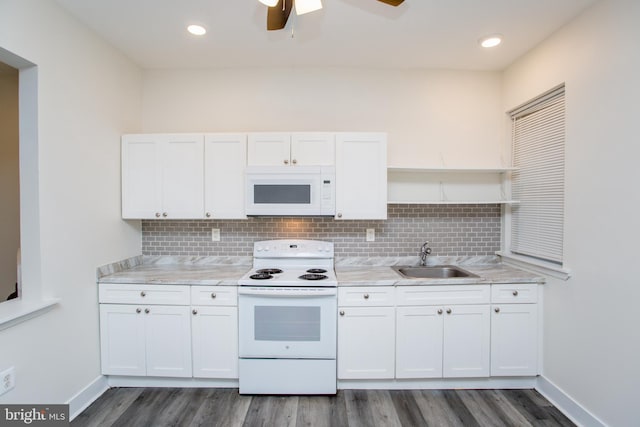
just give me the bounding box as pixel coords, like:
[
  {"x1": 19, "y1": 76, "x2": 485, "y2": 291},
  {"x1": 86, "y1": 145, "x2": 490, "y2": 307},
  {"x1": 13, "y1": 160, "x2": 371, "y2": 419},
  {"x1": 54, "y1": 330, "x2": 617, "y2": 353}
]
[
  {"x1": 142, "y1": 68, "x2": 504, "y2": 168},
  {"x1": 0, "y1": 0, "x2": 142, "y2": 405},
  {"x1": 0, "y1": 67, "x2": 19, "y2": 301},
  {"x1": 502, "y1": 1, "x2": 640, "y2": 425}
]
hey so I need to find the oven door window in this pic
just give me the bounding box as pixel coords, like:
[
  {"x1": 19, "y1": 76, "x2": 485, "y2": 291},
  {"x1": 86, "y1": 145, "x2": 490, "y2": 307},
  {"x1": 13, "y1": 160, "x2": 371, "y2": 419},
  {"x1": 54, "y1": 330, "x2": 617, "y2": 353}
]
[
  {"x1": 255, "y1": 306, "x2": 320, "y2": 341},
  {"x1": 254, "y1": 185, "x2": 311, "y2": 204}
]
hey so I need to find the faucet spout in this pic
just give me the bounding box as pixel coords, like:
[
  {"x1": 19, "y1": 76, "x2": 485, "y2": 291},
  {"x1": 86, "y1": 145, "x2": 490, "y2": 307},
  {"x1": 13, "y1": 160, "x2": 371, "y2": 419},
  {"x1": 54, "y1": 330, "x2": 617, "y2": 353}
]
[{"x1": 420, "y1": 242, "x2": 432, "y2": 266}]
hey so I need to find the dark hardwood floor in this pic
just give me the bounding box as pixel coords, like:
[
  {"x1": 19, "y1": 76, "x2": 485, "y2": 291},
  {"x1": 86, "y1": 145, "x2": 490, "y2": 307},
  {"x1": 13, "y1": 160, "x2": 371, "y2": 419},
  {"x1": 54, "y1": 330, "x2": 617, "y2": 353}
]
[{"x1": 71, "y1": 388, "x2": 575, "y2": 427}]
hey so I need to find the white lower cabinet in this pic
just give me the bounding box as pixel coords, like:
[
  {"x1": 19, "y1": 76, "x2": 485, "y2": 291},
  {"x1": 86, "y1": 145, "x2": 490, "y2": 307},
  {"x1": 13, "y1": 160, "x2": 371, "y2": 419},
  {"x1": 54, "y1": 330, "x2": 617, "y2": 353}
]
[
  {"x1": 99, "y1": 283, "x2": 238, "y2": 380},
  {"x1": 99, "y1": 304, "x2": 192, "y2": 377},
  {"x1": 395, "y1": 303, "x2": 490, "y2": 379},
  {"x1": 337, "y1": 287, "x2": 395, "y2": 379},
  {"x1": 191, "y1": 294, "x2": 238, "y2": 379},
  {"x1": 490, "y1": 284, "x2": 539, "y2": 376}
]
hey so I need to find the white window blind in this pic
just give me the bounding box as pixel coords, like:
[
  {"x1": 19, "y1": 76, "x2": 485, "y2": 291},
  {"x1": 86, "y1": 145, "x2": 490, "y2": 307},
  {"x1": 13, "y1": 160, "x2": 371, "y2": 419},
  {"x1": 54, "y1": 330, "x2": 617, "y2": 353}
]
[{"x1": 510, "y1": 86, "x2": 565, "y2": 264}]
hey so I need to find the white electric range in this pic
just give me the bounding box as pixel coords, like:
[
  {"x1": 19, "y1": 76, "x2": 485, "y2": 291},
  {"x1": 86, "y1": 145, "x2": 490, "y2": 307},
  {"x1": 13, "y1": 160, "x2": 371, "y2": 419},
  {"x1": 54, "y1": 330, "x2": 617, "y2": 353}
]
[{"x1": 237, "y1": 239, "x2": 337, "y2": 395}]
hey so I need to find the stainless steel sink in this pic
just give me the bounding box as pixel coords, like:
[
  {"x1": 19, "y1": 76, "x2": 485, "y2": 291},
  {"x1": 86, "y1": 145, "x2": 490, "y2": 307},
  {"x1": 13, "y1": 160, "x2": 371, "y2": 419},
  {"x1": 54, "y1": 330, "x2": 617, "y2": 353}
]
[{"x1": 392, "y1": 265, "x2": 479, "y2": 279}]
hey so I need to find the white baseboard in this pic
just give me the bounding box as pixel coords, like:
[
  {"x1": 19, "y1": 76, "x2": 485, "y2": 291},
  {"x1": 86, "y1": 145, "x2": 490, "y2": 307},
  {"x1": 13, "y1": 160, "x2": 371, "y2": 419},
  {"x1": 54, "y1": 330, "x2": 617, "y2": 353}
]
[
  {"x1": 66, "y1": 375, "x2": 109, "y2": 421},
  {"x1": 339, "y1": 377, "x2": 537, "y2": 390},
  {"x1": 535, "y1": 376, "x2": 606, "y2": 427}
]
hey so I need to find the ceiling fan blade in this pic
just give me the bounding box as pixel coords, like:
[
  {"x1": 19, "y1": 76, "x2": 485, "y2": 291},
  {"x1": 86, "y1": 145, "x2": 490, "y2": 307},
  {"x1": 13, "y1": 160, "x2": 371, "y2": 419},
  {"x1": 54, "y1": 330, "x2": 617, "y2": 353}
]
[
  {"x1": 377, "y1": 0, "x2": 404, "y2": 5},
  {"x1": 267, "y1": 0, "x2": 293, "y2": 31}
]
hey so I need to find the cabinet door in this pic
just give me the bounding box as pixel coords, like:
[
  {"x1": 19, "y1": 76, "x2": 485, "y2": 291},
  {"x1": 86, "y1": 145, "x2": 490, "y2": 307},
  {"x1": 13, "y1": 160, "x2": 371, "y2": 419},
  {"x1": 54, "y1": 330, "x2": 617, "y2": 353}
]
[
  {"x1": 99, "y1": 304, "x2": 146, "y2": 376},
  {"x1": 396, "y1": 306, "x2": 444, "y2": 379},
  {"x1": 204, "y1": 134, "x2": 247, "y2": 219},
  {"x1": 161, "y1": 134, "x2": 204, "y2": 219},
  {"x1": 291, "y1": 133, "x2": 335, "y2": 166},
  {"x1": 491, "y1": 304, "x2": 538, "y2": 376},
  {"x1": 121, "y1": 135, "x2": 162, "y2": 219},
  {"x1": 335, "y1": 133, "x2": 387, "y2": 219},
  {"x1": 192, "y1": 306, "x2": 238, "y2": 379},
  {"x1": 337, "y1": 306, "x2": 395, "y2": 379},
  {"x1": 443, "y1": 304, "x2": 490, "y2": 378},
  {"x1": 247, "y1": 133, "x2": 291, "y2": 166},
  {"x1": 144, "y1": 305, "x2": 193, "y2": 378}
]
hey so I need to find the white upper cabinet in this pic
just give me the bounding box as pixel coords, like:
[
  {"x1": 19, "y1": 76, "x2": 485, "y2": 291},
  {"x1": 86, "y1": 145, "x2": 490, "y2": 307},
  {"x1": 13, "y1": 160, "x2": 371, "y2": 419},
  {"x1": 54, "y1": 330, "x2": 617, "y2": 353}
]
[
  {"x1": 248, "y1": 133, "x2": 335, "y2": 166},
  {"x1": 122, "y1": 134, "x2": 204, "y2": 219},
  {"x1": 335, "y1": 133, "x2": 387, "y2": 220},
  {"x1": 204, "y1": 134, "x2": 247, "y2": 219}
]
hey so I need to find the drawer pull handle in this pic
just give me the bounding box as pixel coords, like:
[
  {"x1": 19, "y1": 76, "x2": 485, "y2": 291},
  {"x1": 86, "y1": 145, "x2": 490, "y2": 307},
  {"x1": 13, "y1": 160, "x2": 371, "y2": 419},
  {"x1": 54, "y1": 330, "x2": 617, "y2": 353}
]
[
  {"x1": 136, "y1": 308, "x2": 141, "y2": 314},
  {"x1": 155, "y1": 212, "x2": 161, "y2": 218},
  {"x1": 140, "y1": 291, "x2": 146, "y2": 297},
  {"x1": 339, "y1": 310, "x2": 345, "y2": 316},
  {"x1": 162, "y1": 212, "x2": 168, "y2": 218},
  {"x1": 192, "y1": 309, "x2": 198, "y2": 315},
  {"x1": 211, "y1": 293, "x2": 217, "y2": 299},
  {"x1": 144, "y1": 308, "x2": 150, "y2": 314},
  {"x1": 446, "y1": 308, "x2": 452, "y2": 314},
  {"x1": 512, "y1": 290, "x2": 519, "y2": 296},
  {"x1": 495, "y1": 307, "x2": 500, "y2": 313},
  {"x1": 437, "y1": 309, "x2": 443, "y2": 315},
  {"x1": 363, "y1": 294, "x2": 370, "y2": 300}
]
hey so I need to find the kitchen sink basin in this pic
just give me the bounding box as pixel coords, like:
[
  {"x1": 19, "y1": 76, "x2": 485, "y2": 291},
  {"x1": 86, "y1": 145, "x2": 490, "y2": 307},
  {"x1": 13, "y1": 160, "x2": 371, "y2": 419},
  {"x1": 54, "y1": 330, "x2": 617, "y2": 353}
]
[{"x1": 392, "y1": 265, "x2": 479, "y2": 279}]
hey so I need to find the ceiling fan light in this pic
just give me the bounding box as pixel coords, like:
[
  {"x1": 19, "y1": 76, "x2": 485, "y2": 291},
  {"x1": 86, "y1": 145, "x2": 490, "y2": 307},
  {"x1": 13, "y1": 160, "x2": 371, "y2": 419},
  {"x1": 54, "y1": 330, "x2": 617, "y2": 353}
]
[
  {"x1": 296, "y1": 0, "x2": 323, "y2": 15},
  {"x1": 259, "y1": 0, "x2": 279, "y2": 6}
]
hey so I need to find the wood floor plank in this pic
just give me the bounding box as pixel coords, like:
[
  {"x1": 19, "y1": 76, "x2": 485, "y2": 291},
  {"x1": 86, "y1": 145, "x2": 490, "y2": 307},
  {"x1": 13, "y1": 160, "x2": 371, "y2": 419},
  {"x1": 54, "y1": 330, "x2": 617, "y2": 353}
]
[
  {"x1": 110, "y1": 388, "x2": 177, "y2": 427},
  {"x1": 500, "y1": 389, "x2": 574, "y2": 427},
  {"x1": 471, "y1": 389, "x2": 533, "y2": 427},
  {"x1": 389, "y1": 390, "x2": 428, "y2": 427},
  {"x1": 190, "y1": 388, "x2": 252, "y2": 427},
  {"x1": 296, "y1": 395, "x2": 333, "y2": 427},
  {"x1": 456, "y1": 390, "x2": 511, "y2": 427},
  {"x1": 242, "y1": 395, "x2": 299, "y2": 427},
  {"x1": 442, "y1": 389, "x2": 481, "y2": 427},
  {"x1": 412, "y1": 389, "x2": 466, "y2": 427},
  {"x1": 71, "y1": 387, "x2": 143, "y2": 427}
]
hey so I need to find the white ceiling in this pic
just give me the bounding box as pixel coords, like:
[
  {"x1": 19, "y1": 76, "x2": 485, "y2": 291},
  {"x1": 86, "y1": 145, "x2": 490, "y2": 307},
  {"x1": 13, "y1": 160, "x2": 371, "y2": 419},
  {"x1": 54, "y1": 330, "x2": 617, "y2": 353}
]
[{"x1": 55, "y1": 0, "x2": 597, "y2": 70}]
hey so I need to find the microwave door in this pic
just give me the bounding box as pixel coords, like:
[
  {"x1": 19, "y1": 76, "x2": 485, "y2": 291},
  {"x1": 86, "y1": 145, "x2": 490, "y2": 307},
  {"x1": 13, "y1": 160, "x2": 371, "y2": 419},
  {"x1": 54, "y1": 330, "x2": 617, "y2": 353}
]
[{"x1": 246, "y1": 176, "x2": 321, "y2": 215}]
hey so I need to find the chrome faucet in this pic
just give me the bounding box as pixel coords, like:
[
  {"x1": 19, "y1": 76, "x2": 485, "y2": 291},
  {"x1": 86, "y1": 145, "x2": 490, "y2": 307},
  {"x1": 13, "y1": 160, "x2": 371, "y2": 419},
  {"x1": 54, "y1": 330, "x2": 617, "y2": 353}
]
[{"x1": 420, "y1": 242, "x2": 432, "y2": 266}]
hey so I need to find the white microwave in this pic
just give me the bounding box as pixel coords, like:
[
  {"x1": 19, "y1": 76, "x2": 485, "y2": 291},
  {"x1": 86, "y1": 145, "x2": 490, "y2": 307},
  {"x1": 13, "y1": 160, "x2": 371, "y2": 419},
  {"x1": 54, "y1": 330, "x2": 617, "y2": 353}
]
[{"x1": 245, "y1": 166, "x2": 335, "y2": 216}]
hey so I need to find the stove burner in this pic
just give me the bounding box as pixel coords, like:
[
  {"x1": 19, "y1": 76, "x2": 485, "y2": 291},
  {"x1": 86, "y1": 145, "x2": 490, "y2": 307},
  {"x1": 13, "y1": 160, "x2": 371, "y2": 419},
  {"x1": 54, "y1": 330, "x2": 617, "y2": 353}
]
[
  {"x1": 256, "y1": 268, "x2": 283, "y2": 274},
  {"x1": 298, "y1": 274, "x2": 328, "y2": 281},
  {"x1": 250, "y1": 273, "x2": 273, "y2": 280},
  {"x1": 306, "y1": 268, "x2": 327, "y2": 274}
]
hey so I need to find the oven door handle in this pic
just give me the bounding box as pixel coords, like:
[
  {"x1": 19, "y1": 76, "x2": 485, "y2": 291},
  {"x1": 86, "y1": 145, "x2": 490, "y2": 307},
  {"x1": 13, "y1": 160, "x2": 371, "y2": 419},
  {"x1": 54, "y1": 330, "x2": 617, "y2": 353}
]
[{"x1": 238, "y1": 287, "x2": 337, "y2": 297}]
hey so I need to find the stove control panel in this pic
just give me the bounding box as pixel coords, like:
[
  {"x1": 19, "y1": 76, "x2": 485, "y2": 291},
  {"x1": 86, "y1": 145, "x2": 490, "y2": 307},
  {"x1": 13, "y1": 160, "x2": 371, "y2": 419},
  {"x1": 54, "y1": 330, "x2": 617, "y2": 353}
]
[{"x1": 254, "y1": 240, "x2": 334, "y2": 258}]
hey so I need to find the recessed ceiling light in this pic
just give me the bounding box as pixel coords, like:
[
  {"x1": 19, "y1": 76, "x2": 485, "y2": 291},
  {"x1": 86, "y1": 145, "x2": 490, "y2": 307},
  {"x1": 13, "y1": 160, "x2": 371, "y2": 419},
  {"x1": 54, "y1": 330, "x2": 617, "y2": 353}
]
[
  {"x1": 187, "y1": 25, "x2": 207, "y2": 36},
  {"x1": 479, "y1": 35, "x2": 502, "y2": 48}
]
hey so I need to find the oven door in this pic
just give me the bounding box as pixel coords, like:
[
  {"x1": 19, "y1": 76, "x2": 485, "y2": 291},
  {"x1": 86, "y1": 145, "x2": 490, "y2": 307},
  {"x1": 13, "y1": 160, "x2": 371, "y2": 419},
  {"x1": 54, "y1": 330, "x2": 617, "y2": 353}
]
[{"x1": 238, "y1": 287, "x2": 337, "y2": 359}]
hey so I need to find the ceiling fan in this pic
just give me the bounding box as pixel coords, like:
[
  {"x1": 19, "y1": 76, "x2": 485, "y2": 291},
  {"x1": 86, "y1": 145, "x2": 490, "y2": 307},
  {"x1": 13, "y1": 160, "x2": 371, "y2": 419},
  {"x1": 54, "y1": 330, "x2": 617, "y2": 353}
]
[{"x1": 258, "y1": 0, "x2": 405, "y2": 31}]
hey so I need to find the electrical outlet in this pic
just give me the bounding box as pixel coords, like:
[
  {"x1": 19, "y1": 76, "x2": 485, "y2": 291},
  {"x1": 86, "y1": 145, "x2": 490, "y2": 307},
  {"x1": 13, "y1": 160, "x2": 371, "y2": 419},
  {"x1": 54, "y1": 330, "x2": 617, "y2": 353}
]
[
  {"x1": 366, "y1": 228, "x2": 375, "y2": 242},
  {"x1": 211, "y1": 228, "x2": 221, "y2": 242},
  {"x1": 1, "y1": 367, "x2": 15, "y2": 396}
]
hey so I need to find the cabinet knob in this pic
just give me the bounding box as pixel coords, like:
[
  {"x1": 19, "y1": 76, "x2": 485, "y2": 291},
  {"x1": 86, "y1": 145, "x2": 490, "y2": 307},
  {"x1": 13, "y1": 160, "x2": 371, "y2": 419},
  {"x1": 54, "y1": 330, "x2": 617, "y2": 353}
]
[
  {"x1": 155, "y1": 212, "x2": 161, "y2": 218},
  {"x1": 206, "y1": 212, "x2": 211, "y2": 218},
  {"x1": 192, "y1": 309, "x2": 198, "y2": 315},
  {"x1": 144, "y1": 308, "x2": 150, "y2": 314},
  {"x1": 437, "y1": 309, "x2": 443, "y2": 315},
  {"x1": 136, "y1": 308, "x2": 141, "y2": 314},
  {"x1": 140, "y1": 291, "x2": 146, "y2": 297},
  {"x1": 211, "y1": 292, "x2": 217, "y2": 299},
  {"x1": 292, "y1": 159, "x2": 297, "y2": 165},
  {"x1": 512, "y1": 290, "x2": 519, "y2": 296},
  {"x1": 162, "y1": 212, "x2": 168, "y2": 218},
  {"x1": 337, "y1": 213, "x2": 343, "y2": 218},
  {"x1": 495, "y1": 307, "x2": 500, "y2": 313},
  {"x1": 446, "y1": 308, "x2": 452, "y2": 314},
  {"x1": 363, "y1": 293, "x2": 370, "y2": 299},
  {"x1": 339, "y1": 310, "x2": 345, "y2": 316},
  {"x1": 284, "y1": 159, "x2": 289, "y2": 165}
]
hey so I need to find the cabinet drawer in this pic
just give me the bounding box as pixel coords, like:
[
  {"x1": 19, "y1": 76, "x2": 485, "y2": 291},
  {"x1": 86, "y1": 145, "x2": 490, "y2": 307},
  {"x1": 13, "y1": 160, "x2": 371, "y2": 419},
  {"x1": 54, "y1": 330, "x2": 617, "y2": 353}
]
[
  {"x1": 396, "y1": 285, "x2": 490, "y2": 306},
  {"x1": 491, "y1": 284, "x2": 538, "y2": 304},
  {"x1": 338, "y1": 286, "x2": 395, "y2": 306},
  {"x1": 99, "y1": 283, "x2": 190, "y2": 305},
  {"x1": 191, "y1": 286, "x2": 238, "y2": 306}
]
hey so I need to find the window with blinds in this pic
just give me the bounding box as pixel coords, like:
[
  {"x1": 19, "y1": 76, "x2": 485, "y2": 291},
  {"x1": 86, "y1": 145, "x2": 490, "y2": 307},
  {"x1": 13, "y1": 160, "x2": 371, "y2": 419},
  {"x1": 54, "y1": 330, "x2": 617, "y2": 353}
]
[{"x1": 510, "y1": 86, "x2": 565, "y2": 264}]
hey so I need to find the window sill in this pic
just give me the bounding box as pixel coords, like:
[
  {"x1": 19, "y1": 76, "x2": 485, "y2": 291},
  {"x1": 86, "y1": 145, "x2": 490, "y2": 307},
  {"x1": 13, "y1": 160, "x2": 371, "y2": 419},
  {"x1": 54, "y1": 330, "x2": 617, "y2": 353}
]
[
  {"x1": 0, "y1": 298, "x2": 60, "y2": 331},
  {"x1": 496, "y1": 251, "x2": 571, "y2": 281}
]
